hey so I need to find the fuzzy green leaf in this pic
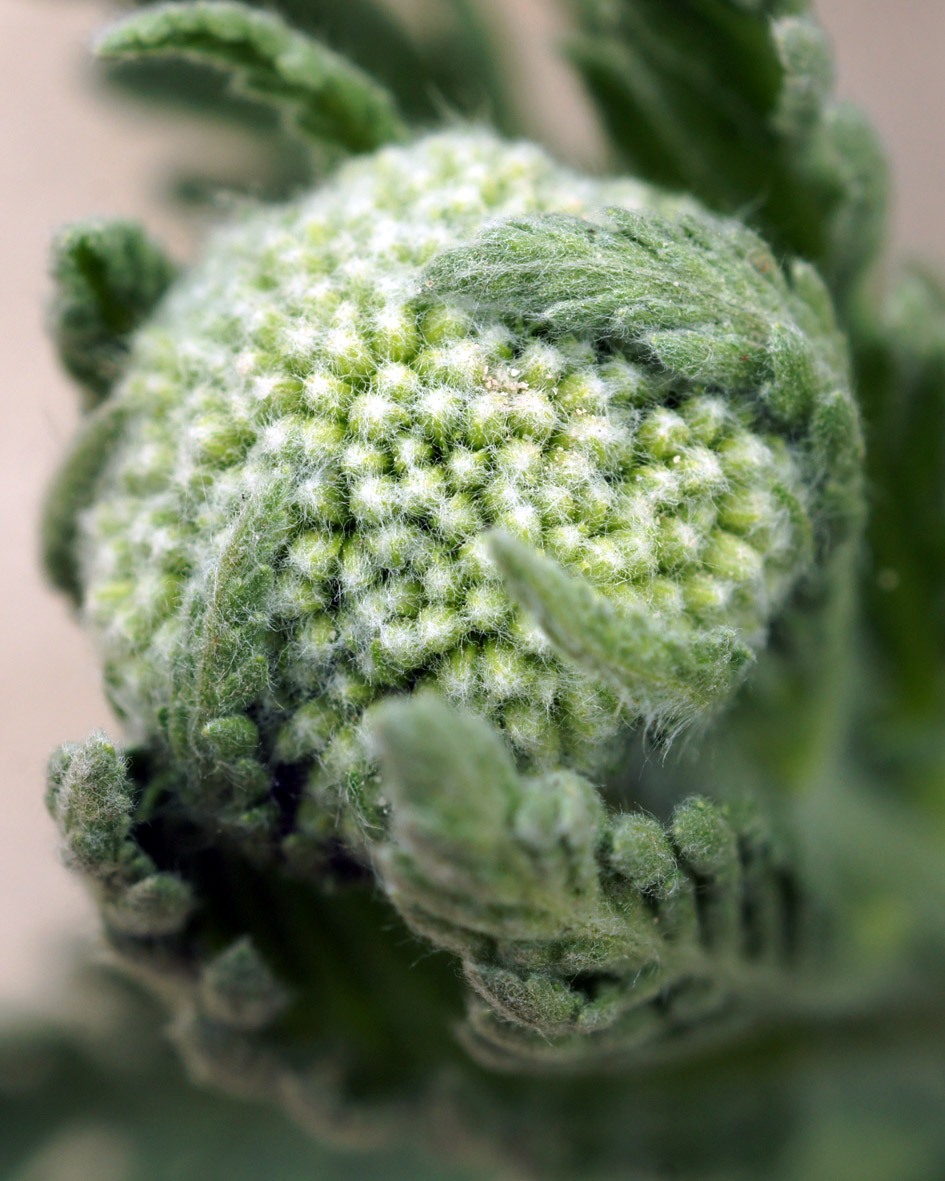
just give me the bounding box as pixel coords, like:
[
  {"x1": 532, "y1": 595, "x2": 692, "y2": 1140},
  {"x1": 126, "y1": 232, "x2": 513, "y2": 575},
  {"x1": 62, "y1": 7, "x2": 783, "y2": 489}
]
[
  {"x1": 488, "y1": 531, "x2": 752, "y2": 726},
  {"x1": 50, "y1": 220, "x2": 176, "y2": 409},
  {"x1": 369, "y1": 695, "x2": 625, "y2": 952},
  {"x1": 86, "y1": 0, "x2": 515, "y2": 206},
  {"x1": 45, "y1": 734, "x2": 195, "y2": 936},
  {"x1": 367, "y1": 693, "x2": 815, "y2": 1064},
  {"x1": 423, "y1": 207, "x2": 845, "y2": 422},
  {"x1": 166, "y1": 476, "x2": 291, "y2": 806},
  {"x1": 97, "y1": 1, "x2": 408, "y2": 154},
  {"x1": 96, "y1": 0, "x2": 511, "y2": 139},
  {"x1": 564, "y1": 0, "x2": 888, "y2": 293},
  {"x1": 41, "y1": 400, "x2": 128, "y2": 604},
  {"x1": 368, "y1": 693, "x2": 542, "y2": 912},
  {"x1": 424, "y1": 208, "x2": 775, "y2": 362}
]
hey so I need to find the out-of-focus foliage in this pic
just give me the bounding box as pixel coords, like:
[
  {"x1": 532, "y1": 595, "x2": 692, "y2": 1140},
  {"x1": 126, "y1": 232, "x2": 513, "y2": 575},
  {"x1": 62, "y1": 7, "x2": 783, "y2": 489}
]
[
  {"x1": 90, "y1": 0, "x2": 513, "y2": 198},
  {"x1": 4, "y1": 962, "x2": 945, "y2": 1180},
  {"x1": 0, "y1": 968, "x2": 479, "y2": 1181},
  {"x1": 564, "y1": 0, "x2": 888, "y2": 299}
]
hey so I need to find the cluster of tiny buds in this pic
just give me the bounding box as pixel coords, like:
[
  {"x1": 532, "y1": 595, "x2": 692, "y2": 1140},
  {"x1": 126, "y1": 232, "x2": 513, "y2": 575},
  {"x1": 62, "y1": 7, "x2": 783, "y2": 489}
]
[{"x1": 76, "y1": 131, "x2": 814, "y2": 839}]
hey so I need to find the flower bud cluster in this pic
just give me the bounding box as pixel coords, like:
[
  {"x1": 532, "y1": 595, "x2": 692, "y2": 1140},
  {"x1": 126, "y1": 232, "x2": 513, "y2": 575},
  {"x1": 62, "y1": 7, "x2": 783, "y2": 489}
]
[{"x1": 75, "y1": 131, "x2": 818, "y2": 846}]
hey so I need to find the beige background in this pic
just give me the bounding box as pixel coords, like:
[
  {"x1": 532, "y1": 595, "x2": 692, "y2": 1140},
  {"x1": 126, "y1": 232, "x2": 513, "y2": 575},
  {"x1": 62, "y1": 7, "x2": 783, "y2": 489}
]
[{"x1": 2, "y1": 0, "x2": 943, "y2": 1014}]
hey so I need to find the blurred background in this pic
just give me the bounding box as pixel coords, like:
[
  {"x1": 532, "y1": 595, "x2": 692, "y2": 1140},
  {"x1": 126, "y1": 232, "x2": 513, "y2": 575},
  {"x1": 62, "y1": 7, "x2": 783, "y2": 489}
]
[{"x1": 2, "y1": 0, "x2": 944, "y2": 1017}]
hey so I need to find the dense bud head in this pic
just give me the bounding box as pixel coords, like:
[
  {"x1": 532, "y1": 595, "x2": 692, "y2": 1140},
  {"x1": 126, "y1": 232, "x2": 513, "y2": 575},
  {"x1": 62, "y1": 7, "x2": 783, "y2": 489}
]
[{"x1": 59, "y1": 130, "x2": 857, "y2": 853}]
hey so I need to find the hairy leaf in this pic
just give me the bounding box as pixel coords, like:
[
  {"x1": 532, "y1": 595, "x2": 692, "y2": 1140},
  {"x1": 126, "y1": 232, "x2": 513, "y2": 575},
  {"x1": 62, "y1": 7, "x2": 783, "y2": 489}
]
[
  {"x1": 488, "y1": 531, "x2": 752, "y2": 727},
  {"x1": 97, "y1": 1, "x2": 408, "y2": 153},
  {"x1": 50, "y1": 220, "x2": 176, "y2": 409},
  {"x1": 564, "y1": 0, "x2": 888, "y2": 295},
  {"x1": 41, "y1": 399, "x2": 128, "y2": 604}
]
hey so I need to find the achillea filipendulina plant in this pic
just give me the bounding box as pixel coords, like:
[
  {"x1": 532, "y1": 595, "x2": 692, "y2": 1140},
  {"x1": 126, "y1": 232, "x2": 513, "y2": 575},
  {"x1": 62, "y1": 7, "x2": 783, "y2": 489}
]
[{"x1": 31, "y1": 1, "x2": 945, "y2": 1177}]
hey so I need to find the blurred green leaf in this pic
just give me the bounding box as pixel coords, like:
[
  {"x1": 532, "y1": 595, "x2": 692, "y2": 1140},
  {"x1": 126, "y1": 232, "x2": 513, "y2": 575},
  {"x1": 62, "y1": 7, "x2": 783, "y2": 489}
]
[
  {"x1": 851, "y1": 270, "x2": 945, "y2": 814},
  {"x1": 563, "y1": 0, "x2": 888, "y2": 297},
  {"x1": 86, "y1": 0, "x2": 514, "y2": 199},
  {"x1": 0, "y1": 970, "x2": 480, "y2": 1181},
  {"x1": 97, "y1": 3, "x2": 409, "y2": 154}
]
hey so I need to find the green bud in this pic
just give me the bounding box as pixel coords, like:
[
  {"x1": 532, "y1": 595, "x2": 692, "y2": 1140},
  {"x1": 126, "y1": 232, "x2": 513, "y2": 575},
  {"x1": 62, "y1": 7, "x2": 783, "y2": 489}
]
[
  {"x1": 46, "y1": 734, "x2": 134, "y2": 878},
  {"x1": 198, "y1": 938, "x2": 289, "y2": 1031},
  {"x1": 606, "y1": 813, "x2": 683, "y2": 899},
  {"x1": 105, "y1": 873, "x2": 196, "y2": 938}
]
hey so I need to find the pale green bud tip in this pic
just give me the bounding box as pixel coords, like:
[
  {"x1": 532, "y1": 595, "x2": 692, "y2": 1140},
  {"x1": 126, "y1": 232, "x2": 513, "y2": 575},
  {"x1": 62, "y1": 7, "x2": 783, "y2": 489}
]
[
  {"x1": 605, "y1": 814, "x2": 682, "y2": 899},
  {"x1": 672, "y1": 797, "x2": 740, "y2": 880}
]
